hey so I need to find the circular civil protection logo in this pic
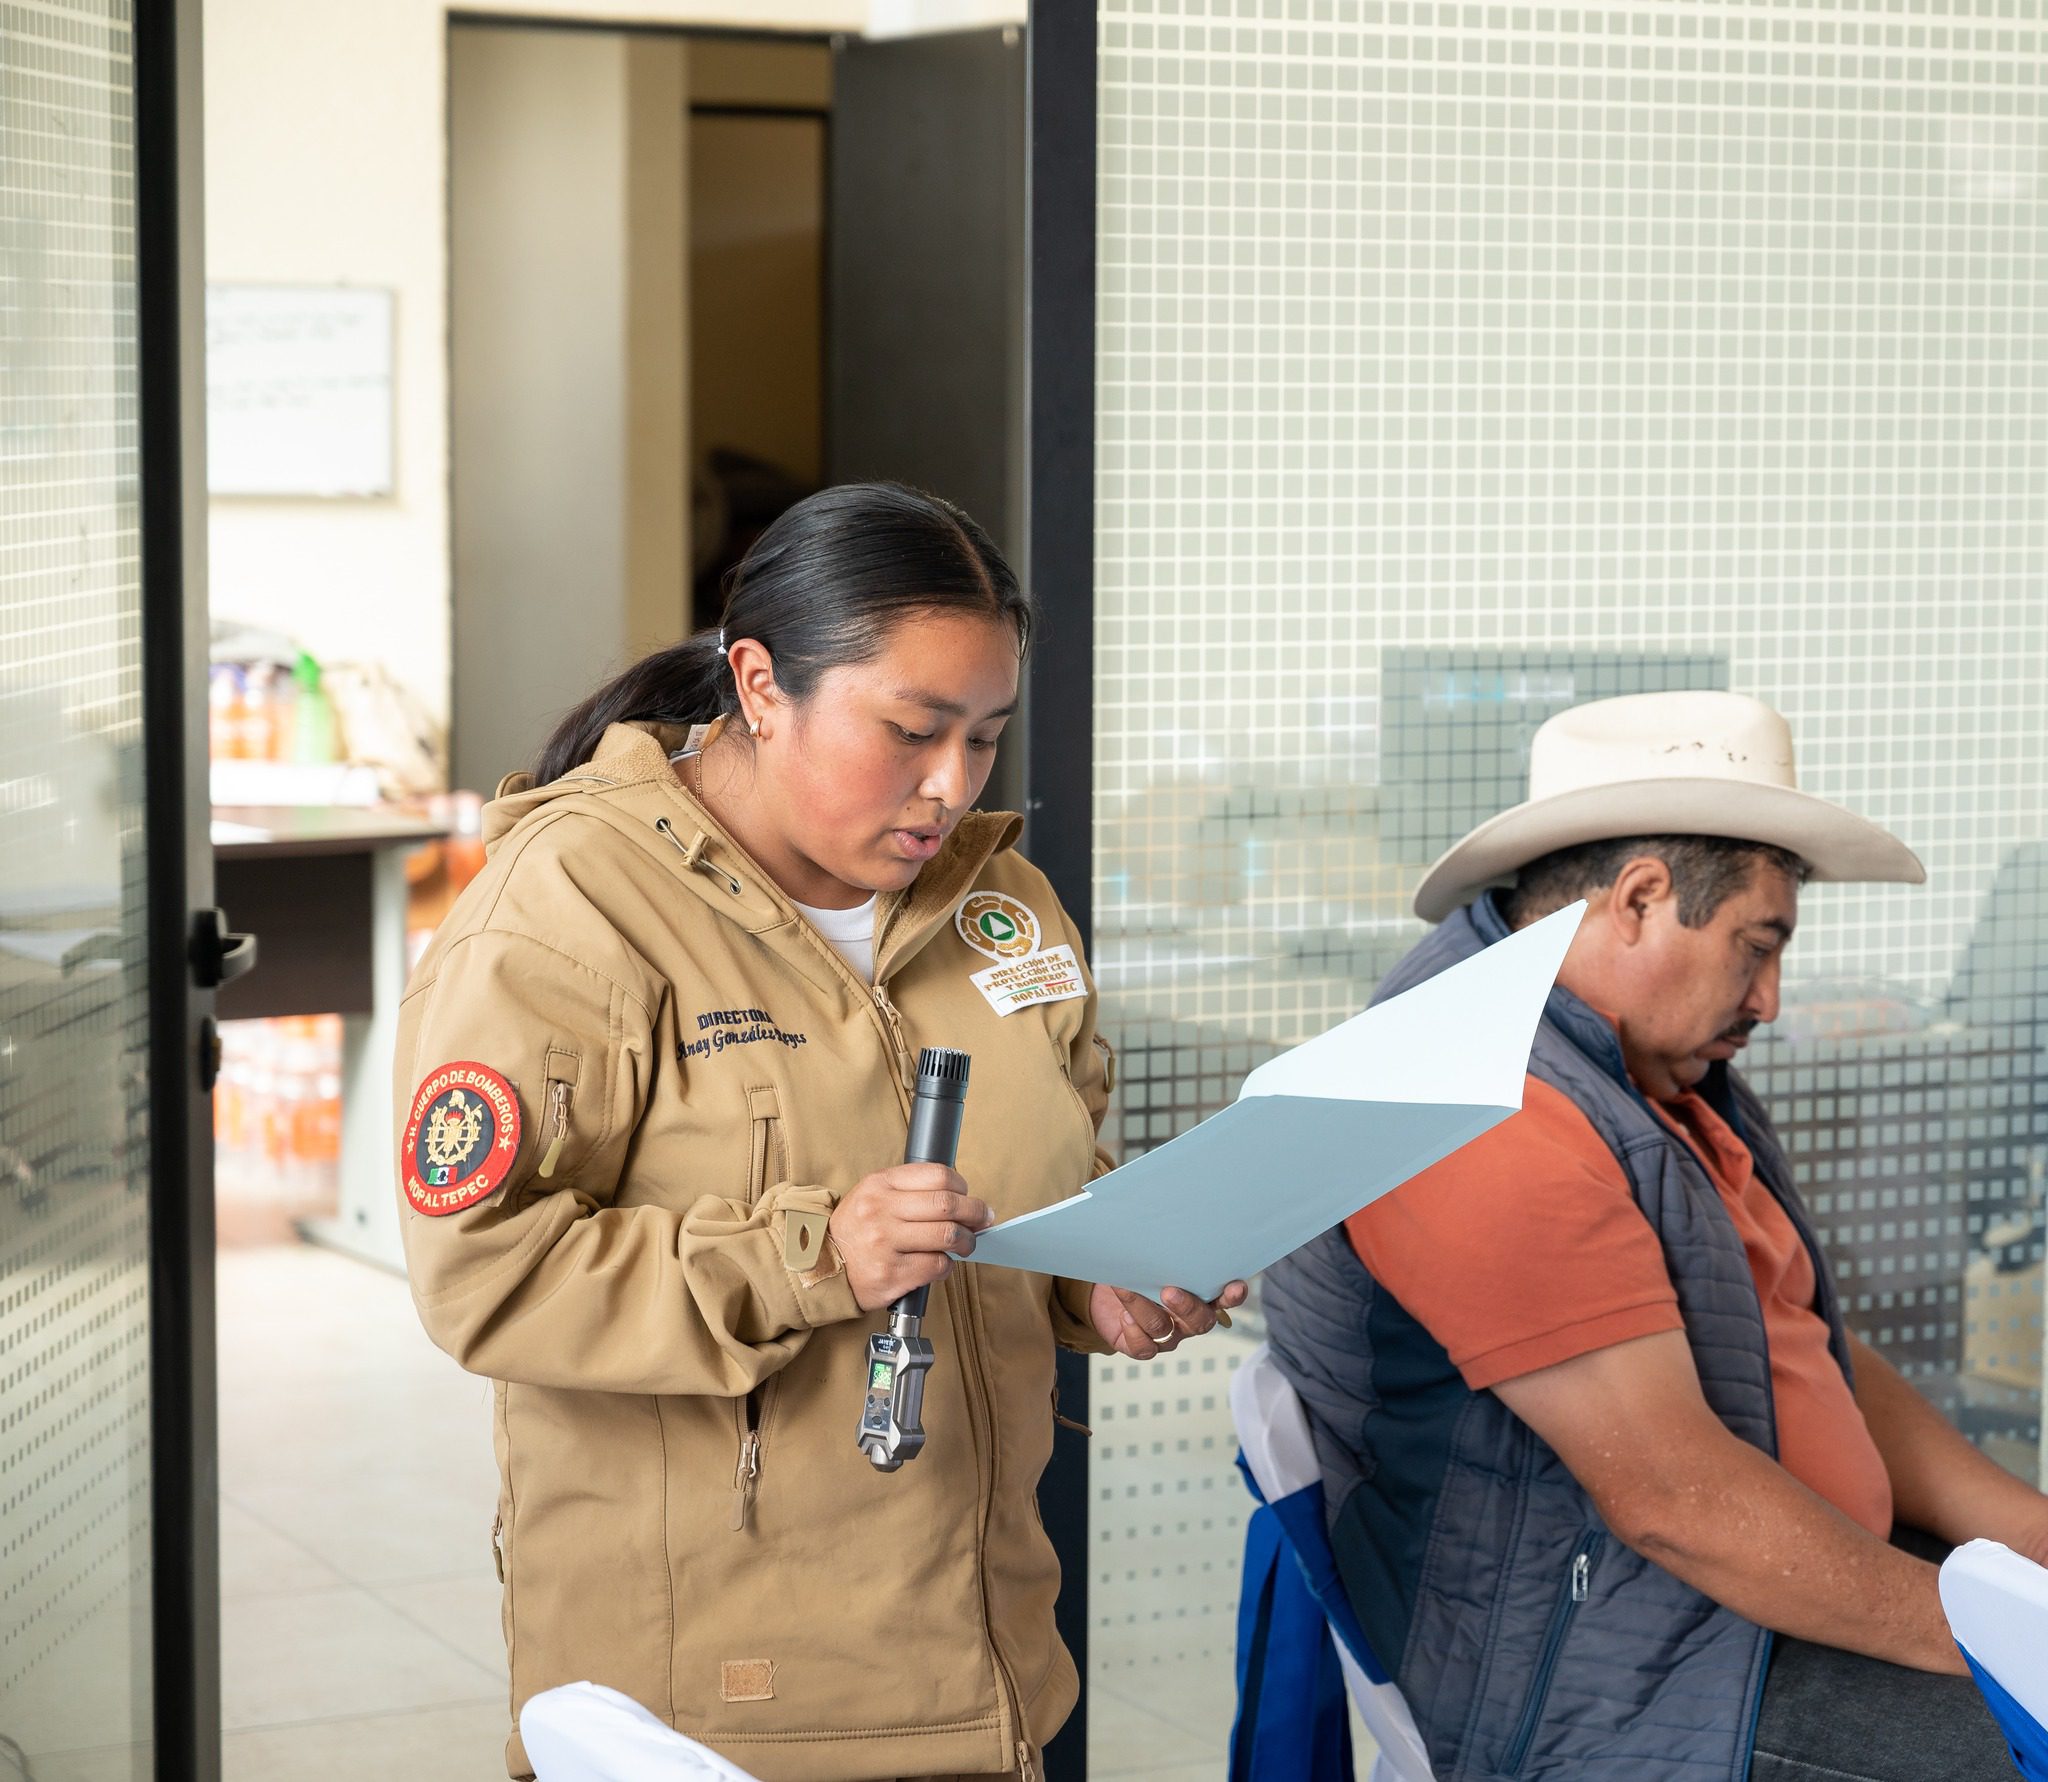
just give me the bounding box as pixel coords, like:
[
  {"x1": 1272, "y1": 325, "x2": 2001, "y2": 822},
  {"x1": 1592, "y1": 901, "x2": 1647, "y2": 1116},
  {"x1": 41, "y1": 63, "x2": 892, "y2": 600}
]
[
  {"x1": 956, "y1": 891, "x2": 1039, "y2": 961},
  {"x1": 400, "y1": 1061, "x2": 522, "y2": 1217}
]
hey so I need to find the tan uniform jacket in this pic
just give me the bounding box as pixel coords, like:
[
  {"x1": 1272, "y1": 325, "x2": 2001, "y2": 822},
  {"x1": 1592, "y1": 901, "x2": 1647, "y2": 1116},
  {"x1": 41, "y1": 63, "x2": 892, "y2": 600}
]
[{"x1": 394, "y1": 722, "x2": 1114, "y2": 1780}]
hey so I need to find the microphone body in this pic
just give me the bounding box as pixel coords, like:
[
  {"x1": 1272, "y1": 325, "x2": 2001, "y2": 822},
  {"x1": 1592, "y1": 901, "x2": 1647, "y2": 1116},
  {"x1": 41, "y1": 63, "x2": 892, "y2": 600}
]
[{"x1": 857, "y1": 1047, "x2": 970, "y2": 1472}]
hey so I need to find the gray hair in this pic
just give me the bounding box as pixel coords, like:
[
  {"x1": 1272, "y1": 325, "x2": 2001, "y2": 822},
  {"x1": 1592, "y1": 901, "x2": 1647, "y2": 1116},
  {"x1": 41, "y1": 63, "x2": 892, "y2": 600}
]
[{"x1": 1504, "y1": 834, "x2": 1811, "y2": 930}]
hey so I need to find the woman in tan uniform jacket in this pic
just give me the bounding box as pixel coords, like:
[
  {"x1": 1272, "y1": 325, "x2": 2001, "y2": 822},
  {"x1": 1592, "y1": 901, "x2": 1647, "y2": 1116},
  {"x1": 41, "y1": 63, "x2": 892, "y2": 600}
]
[{"x1": 394, "y1": 484, "x2": 1246, "y2": 1781}]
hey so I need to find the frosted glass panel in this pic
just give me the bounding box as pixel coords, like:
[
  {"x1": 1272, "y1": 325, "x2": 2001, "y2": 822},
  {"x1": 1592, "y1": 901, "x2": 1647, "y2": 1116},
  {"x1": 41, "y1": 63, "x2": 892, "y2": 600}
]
[
  {"x1": 0, "y1": 3, "x2": 155, "y2": 1775},
  {"x1": 1090, "y1": 3, "x2": 2048, "y2": 1772}
]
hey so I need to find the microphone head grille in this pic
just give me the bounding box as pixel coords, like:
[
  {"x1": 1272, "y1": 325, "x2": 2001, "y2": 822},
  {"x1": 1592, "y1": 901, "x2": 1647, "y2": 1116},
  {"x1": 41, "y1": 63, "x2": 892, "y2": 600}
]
[{"x1": 914, "y1": 1046, "x2": 971, "y2": 1092}]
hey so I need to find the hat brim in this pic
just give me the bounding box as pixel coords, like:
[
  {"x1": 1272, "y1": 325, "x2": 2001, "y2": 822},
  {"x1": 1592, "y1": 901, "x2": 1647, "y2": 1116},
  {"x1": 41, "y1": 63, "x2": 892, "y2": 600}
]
[{"x1": 1412, "y1": 779, "x2": 1926, "y2": 924}]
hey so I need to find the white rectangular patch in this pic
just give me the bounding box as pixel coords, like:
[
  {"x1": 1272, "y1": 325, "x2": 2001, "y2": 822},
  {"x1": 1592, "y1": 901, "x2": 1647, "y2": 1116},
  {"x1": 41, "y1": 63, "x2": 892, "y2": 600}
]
[{"x1": 971, "y1": 944, "x2": 1088, "y2": 1017}]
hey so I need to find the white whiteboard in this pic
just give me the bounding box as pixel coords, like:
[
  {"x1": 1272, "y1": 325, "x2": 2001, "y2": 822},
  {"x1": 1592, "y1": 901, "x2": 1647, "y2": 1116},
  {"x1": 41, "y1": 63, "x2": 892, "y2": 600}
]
[{"x1": 206, "y1": 284, "x2": 394, "y2": 498}]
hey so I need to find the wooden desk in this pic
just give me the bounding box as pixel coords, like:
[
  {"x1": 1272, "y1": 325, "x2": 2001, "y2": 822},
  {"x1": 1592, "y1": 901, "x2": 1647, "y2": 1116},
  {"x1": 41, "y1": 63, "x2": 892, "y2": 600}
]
[{"x1": 213, "y1": 806, "x2": 446, "y2": 1271}]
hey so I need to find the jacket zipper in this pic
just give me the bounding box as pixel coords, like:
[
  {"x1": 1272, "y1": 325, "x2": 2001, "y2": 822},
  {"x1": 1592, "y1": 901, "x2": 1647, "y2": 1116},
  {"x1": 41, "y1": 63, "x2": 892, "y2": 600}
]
[
  {"x1": 730, "y1": 1384, "x2": 775, "y2": 1531},
  {"x1": 536, "y1": 1079, "x2": 571, "y2": 1179},
  {"x1": 871, "y1": 981, "x2": 917, "y2": 1094},
  {"x1": 858, "y1": 943, "x2": 1033, "y2": 1767},
  {"x1": 746, "y1": 1088, "x2": 784, "y2": 1204},
  {"x1": 724, "y1": 909, "x2": 908, "y2": 1540},
  {"x1": 951, "y1": 1215, "x2": 1032, "y2": 1766},
  {"x1": 657, "y1": 829, "x2": 1031, "y2": 1759},
  {"x1": 1502, "y1": 1528, "x2": 1603, "y2": 1775}
]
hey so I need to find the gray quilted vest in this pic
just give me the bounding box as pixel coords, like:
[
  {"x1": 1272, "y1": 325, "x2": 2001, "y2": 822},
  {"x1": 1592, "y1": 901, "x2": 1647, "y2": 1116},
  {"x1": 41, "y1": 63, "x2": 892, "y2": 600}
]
[{"x1": 1262, "y1": 892, "x2": 1855, "y2": 1781}]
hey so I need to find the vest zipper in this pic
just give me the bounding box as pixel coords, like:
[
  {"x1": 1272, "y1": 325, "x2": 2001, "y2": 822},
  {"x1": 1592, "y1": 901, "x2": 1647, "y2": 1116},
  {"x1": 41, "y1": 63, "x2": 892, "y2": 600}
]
[
  {"x1": 1017, "y1": 1738, "x2": 1036, "y2": 1781},
  {"x1": 1502, "y1": 1527, "x2": 1605, "y2": 1775}
]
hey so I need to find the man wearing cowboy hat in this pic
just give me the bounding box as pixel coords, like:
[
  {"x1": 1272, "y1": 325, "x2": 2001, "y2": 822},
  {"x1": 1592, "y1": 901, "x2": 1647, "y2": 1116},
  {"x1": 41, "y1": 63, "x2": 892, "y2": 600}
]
[{"x1": 1262, "y1": 691, "x2": 2041, "y2": 1782}]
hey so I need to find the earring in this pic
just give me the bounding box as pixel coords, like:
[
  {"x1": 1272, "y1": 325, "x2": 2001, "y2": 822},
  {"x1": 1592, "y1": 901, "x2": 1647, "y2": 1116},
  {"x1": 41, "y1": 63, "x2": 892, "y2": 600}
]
[{"x1": 747, "y1": 718, "x2": 760, "y2": 738}]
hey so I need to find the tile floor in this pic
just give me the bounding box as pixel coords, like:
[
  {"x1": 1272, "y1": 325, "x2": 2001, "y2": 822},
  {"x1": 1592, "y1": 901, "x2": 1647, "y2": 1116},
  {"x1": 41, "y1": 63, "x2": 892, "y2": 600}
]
[
  {"x1": 20, "y1": 1242, "x2": 1378, "y2": 1778},
  {"x1": 213, "y1": 1244, "x2": 510, "y2": 1779}
]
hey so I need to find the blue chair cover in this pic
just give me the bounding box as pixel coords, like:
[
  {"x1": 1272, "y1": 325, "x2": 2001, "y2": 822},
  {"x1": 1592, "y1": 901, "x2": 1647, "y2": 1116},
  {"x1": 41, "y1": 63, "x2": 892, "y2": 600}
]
[
  {"x1": 1230, "y1": 1459, "x2": 1355, "y2": 1782},
  {"x1": 1961, "y1": 1644, "x2": 2048, "y2": 1781}
]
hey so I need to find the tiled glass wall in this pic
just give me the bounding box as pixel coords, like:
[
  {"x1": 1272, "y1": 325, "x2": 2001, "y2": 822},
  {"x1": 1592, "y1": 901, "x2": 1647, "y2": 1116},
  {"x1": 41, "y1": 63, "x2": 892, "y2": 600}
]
[
  {"x1": 0, "y1": 2, "x2": 156, "y2": 1772},
  {"x1": 1088, "y1": 3, "x2": 2048, "y2": 1773}
]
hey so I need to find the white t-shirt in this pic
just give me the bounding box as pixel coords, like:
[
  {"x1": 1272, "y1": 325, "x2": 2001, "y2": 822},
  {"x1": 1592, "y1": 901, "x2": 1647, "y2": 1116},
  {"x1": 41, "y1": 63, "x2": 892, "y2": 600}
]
[{"x1": 793, "y1": 893, "x2": 877, "y2": 983}]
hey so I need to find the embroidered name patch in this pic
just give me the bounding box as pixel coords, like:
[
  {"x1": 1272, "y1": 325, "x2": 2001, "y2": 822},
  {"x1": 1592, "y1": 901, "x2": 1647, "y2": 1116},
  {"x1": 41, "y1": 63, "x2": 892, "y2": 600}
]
[
  {"x1": 401, "y1": 1062, "x2": 521, "y2": 1216},
  {"x1": 677, "y1": 1007, "x2": 809, "y2": 1064},
  {"x1": 970, "y1": 943, "x2": 1088, "y2": 1017}
]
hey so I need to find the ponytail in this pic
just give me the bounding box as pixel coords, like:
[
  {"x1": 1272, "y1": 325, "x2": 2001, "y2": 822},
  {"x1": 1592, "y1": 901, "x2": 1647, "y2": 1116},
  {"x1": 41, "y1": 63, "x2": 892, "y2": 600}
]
[
  {"x1": 531, "y1": 631, "x2": 734, "y2": 786},
  {"x1": 531, "y1": 481, "x2": 1033, "y2": 786}
]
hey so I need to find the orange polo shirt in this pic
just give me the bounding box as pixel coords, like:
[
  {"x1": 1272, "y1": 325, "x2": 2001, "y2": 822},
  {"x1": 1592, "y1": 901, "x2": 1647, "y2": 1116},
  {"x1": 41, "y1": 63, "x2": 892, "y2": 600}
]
[{"x1": 1346, "y1": 1074, "x2": 1894, "y2": 1537}]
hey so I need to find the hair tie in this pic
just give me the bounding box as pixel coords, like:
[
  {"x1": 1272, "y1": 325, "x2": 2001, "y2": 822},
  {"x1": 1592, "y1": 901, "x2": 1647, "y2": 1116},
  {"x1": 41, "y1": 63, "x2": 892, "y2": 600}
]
[{"x1": 716, "y1": 629, "x2": 728, "y2": 659}]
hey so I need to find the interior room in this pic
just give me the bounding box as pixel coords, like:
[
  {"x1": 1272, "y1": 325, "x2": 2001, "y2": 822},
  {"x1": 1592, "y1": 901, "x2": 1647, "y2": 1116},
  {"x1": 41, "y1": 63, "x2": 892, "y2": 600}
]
[{"x1": 10, "y1": 3, "x2": 2048, "y2": 1781}]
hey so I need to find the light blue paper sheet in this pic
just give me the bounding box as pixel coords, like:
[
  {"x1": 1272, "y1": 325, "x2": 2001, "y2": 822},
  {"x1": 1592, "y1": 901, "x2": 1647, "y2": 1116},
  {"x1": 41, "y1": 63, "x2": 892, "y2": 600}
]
[{"x1": 970, "y1": 901, "x2": 1586, "y2": 1299}]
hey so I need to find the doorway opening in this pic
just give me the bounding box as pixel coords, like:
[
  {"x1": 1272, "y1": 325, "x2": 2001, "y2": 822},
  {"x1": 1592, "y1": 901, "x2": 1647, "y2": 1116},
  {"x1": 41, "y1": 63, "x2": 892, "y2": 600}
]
[
  {"x1": 444, "y1": 19, "x2": 1027, "y2": 810},
  {"x1": 205, "y1": 17, "x2": 1029, "y2": 1778}
]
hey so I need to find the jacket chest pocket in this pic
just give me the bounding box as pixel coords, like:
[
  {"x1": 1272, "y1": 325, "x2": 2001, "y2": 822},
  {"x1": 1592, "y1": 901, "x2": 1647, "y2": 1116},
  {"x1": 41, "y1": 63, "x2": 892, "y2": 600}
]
[{"x1": 744, "y1": 1084, "x2": 786, "y2": 1205}]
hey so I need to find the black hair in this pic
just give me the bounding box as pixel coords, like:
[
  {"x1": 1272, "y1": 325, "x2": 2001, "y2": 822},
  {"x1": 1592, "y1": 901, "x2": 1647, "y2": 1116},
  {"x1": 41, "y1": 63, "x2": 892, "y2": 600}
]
[
  {"x1": 1503, "y1": 833, "x2": 1812, "y2": 930},
  {"x1": 533, "y1": 481, "x2": 1034, "y2": 785}
]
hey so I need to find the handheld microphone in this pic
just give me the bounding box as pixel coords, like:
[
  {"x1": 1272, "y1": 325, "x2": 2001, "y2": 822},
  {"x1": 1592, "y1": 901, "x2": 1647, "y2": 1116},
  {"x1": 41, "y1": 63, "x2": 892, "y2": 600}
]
[{"x1": 857, "y1": 1046, "x2": 970, "y2": 1472}]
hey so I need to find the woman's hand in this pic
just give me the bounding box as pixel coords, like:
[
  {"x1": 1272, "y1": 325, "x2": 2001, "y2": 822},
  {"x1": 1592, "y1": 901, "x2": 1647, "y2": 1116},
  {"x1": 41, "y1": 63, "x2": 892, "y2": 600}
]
[
  {"x1": 828, "y1": 1164, "x2": 994, "y2": 1312},
  {"x1": 1088, "y1": 1280, "x2": 1250, "y2": 1360}
]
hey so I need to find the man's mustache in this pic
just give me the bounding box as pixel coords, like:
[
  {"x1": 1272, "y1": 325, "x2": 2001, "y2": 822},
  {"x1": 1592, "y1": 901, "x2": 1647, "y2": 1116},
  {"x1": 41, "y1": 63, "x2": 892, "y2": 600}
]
[{"x1": 1719, "y1": 1018, "x2": 1761, "y2": 1044}]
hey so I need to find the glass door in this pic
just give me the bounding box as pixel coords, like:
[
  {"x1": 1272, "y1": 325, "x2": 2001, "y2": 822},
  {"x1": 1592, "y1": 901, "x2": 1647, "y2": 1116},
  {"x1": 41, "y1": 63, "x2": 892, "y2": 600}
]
[{"x1": 1, "y1": 0, "x2": 221, "y2": 1775}]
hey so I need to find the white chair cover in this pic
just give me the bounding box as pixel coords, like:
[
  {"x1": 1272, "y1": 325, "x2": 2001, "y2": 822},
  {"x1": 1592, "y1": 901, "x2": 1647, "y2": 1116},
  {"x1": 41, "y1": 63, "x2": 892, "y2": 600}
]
[
  {"x1": 1939, "y1": 1538, "x2": 2048, "y2": 1734},
  {"x1": 522, "y1": 1681, "x2": 764, "y2": 1782}
]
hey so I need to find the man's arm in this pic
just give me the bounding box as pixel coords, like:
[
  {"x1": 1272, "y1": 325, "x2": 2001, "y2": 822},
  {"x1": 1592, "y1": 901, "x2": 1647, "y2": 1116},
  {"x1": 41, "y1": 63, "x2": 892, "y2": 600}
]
[
  {"x1": 1493, "y1": 1329, "x2": 1965, "y2": 1674},
  {"x1": 1849, "y1": 1332, "x2": 2048, "y2": 1565}
]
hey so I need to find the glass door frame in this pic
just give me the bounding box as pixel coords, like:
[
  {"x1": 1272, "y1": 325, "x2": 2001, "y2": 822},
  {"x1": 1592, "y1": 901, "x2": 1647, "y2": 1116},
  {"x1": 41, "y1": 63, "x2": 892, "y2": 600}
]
[
  {"x1": 138, "y1": 0, "x2": 221, "y2": 1774},
  {"x1": 1023, "y1": 6, "x2": 1096, "y2": 1779}
]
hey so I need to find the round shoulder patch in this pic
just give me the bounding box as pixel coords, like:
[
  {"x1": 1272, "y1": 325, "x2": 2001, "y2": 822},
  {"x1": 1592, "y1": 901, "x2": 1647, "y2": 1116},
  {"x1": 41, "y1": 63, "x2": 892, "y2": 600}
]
[
  {"x1": 401, "y1": 1062, "x2": 522, "y2": 1217},
  {"x1": 956, "y1": 890, "x2": 1041, "y2": 961}
]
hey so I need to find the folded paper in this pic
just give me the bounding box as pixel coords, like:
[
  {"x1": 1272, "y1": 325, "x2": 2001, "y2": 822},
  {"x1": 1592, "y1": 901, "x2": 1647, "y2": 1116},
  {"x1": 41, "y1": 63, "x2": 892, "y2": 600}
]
[{"x1": 970, "y1": 901, "x2": 1586, "y2": 1300}]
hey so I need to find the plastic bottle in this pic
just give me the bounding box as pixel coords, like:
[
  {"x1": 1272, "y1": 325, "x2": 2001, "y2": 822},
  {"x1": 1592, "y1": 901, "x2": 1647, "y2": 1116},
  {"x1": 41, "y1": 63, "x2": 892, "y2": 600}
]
[
  {"x1": 214, "y1": 1020, "x2": 257, "y2": 1200},
  {"x1": 269, "y1": 663, "x2": 296, "y2": 762},
  {"x1": 241, "y1": 663, "x2": 280, "y2": 763},
  {"x1": 207, "y1": 664, "x2": 241, "y2": 761},
  {"x1": 445, "y1": 789, "x2": 487, "y2": 891},
  {"x1": 291, "y1": 650, "x2": 338, "y2": 765}
]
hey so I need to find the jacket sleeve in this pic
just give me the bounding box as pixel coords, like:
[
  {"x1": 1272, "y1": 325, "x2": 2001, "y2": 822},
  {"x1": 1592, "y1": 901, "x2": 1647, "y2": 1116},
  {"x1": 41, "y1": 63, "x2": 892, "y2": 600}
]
[
  {"x1": 1045, "y1": 901, "x2": 1117, "y2": 1356},
  {"x1": 395, "y1": 927, "x2": 863, "y2": 1395}
]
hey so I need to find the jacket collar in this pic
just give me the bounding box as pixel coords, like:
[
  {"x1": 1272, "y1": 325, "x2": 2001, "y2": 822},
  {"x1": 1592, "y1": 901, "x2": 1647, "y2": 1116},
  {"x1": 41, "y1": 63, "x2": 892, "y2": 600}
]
[{"x1": 573, "y1": 721, "x2": 1021, "y2": 987}]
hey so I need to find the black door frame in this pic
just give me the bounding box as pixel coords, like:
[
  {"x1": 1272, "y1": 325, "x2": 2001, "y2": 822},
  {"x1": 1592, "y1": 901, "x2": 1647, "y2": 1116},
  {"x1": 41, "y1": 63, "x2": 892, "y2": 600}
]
[
  {"x1": 137, "y1": 0, "x2": 222, "y2": 1775},
  {"x1": 1023, "y1": 6, "x2": 1095, "y2": 1778}
]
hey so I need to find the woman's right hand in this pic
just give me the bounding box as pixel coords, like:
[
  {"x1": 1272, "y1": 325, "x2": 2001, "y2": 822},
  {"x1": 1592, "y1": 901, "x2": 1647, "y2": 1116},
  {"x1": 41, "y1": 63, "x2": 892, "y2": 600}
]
[{"x1": 827, "y1": 1164, "x2": 994, "y2": 1311}]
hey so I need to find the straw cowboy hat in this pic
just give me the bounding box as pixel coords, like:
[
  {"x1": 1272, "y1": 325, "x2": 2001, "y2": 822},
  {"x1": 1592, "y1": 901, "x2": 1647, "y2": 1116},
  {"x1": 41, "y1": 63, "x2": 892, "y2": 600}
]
[{"x1": 1412, "y1": 690, "x2": 1926, "y2": 924}]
